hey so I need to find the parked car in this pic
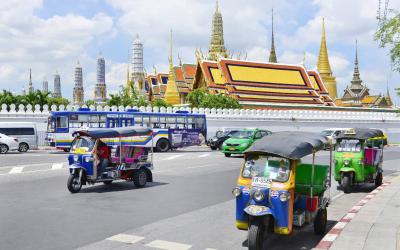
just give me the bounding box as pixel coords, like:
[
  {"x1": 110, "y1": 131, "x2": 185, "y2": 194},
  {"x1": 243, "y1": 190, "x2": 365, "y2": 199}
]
[
  {"x1": 0, "y1": 122, "x2": 38, "y2": 152},
  {"x1": 221, "y1": 129, "x2": 272, "y2": 157},
  {"x1": 0, "y1": 133, "x2": 19, "y2": 154},
  {"x1": 207, "y1": 128, "x2": 240, "y2": 150}
]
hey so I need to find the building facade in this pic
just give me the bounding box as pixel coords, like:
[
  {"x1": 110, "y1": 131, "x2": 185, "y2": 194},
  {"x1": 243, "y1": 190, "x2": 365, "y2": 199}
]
[
  {"x1": 94, "y1": 55, "x2": 107, "y2": 103},
  {"x1": 73, "y1": 61, "x2": 84, "y2": 105}
]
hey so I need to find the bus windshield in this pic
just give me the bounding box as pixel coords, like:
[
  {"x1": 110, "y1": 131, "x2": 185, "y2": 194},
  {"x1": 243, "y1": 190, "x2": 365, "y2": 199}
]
[
  {"x1": 231, "y1": 130, "x2": 254, "y2": 139},
  {"x1": 242, "y1": 156, "x2": 291, "y2": 182},
  {"x1": 71, "y1": 136, "x2": 95, "y2": 152},
  {"x1": 337, "y1": 139, "x2": 361, "y2": 152}
]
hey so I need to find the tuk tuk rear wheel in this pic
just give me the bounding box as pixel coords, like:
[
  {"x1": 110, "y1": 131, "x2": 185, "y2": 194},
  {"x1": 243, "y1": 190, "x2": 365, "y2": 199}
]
[
  {"x1": 248, "y1": 219, "x2": 266, "y2": 250},
  {"x1": 133, "y1": 169, "x2": 147, "y2": 188},
  {"x1": 314, "y1": 208, "x2": 327, "y2": 235},
  {"x1": 67, "y1": 174, "x2": 82, "y2": 193},
  {"x1": 342, "y1": 175, "x2": 351, "y2": 194},
  {"x1": 375, "y1": 173, "x2": 383, "y2": 187}
]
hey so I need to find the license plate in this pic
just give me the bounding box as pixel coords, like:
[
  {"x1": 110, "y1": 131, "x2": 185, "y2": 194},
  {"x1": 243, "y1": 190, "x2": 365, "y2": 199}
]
[
  {"x1": 252, "y1": 177, "x2": 271, "y2": 187},
  {"x1": 229, "y1": 147, "x2": 236, "y2": 151}
]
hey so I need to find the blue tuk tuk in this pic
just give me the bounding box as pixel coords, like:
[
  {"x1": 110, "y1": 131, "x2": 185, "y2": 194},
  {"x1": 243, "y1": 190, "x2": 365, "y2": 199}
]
[{"x1": 67, "y1": 127, "x2": 154, "y2": 193}]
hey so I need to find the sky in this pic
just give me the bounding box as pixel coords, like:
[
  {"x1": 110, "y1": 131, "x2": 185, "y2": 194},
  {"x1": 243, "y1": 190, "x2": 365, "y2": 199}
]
[{"x1": 0, "y1": 0, "x2": 399, "y2": 105}]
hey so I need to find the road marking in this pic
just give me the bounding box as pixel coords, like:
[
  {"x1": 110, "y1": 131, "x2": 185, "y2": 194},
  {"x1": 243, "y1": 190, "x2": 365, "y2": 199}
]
[
  {"x1": 322, "y1": 233, "x2": 338, "y2": 242},
  {"x1": 187, "y1": 164, "x2": 219, "y2": 169},
  {"x1": 165, "y1": 155, "x2": 182, "y2": 160},
  {"x1": 9, "y1": 166, "x2": 24, "y2": 174},
  {"x1": 198, "y1": 153, "x2": 210, "y2": 158},
  {"x1": 106, "y1": 234, "x2": 144, "y2": 244},
  {"x1": 146, "y1": 240, "x2": 192, "y2": 250},
  {"x1": 51, "y1": 163, "x2": 64, "y2": 170}
]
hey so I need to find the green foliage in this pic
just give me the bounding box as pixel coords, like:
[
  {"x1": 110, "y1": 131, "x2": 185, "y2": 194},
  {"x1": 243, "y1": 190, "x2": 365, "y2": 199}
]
[
  {"x1": 0, "y1": 90, "x2": 69, "y2": 109},
  {"x1": 186, "y1": 88, "x2": 241, "y2": 109},
  {"x1": 375, "y1": 10, "x2": 400, "y2": 72},
  {"x1": 85, "y1": 100, "x2": 97, "y2": 106},
  {"x1": 151, "y1": 98, "x2": 171, "y2": 108},
  {"x1": 106, "y1": 85, "x2": 149, "y2": 107}
]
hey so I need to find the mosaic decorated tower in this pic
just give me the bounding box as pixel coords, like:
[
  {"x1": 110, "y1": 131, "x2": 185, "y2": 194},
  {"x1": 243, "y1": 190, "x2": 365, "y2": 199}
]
[
  {"x1": 94, "y1": 54, "x2": 107, "y2": 103},
  {"x1": 164, "y1": 30, "x2": 180, "y2": 105},
  {"x1": 268, "y1": 9, "x2": 278, "y2": 63},
  {"x1": 53, "y1": 71, "x2": 62, "y2": 98},
  {"x1": 132, "y1": 34, "x2": 146, "y2": 95},
  {"x1": 42, "y1": 76, "x2": 48, "y2": 93},
  {"x1": 28, "y1": 68, "x2": 34, "y2": 93},
  {"x1": 317, "y1": 18, "x2": 337, "y2": 99},
  {"x1": 73, "y1": 61, "x2": 84, "y2": 105},
  {"x1": 208, "y1": 1, "x2": 228, "y2": 61}
]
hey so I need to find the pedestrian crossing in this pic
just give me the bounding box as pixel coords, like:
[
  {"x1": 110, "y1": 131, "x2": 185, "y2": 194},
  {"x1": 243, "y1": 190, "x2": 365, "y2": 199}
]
[{"x1": 82, "y1": 233, "x2": 218, "y2": 250}]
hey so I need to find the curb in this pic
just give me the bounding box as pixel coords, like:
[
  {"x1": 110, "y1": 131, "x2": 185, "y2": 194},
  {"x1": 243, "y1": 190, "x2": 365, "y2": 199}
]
[{"x1": 313, "y1": 182, "x2": 391, "y2": 250}]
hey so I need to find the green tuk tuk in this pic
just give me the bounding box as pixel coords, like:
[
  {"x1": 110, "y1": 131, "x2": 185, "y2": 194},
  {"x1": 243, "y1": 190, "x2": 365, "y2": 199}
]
[{"x1": 333, "y1": 128, "x2": 384, "y2": 193}]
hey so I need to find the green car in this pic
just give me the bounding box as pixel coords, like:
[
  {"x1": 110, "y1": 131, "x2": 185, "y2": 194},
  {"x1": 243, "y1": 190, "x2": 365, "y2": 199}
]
[{"x1": 221, "y1": 129, "x2": 272, "y2": 157}]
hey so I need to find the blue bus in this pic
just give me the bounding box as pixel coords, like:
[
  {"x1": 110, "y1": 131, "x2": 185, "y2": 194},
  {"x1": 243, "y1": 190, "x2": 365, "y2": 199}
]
[{"x1": 47, "y1": 108, "x2": 207, "y2": 152}]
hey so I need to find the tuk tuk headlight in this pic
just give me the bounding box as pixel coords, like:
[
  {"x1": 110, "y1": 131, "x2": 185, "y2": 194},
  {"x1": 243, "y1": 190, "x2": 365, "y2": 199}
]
[
  {"x1": 73, "y1": 155, "x2": 79, "y2": 162},
  {"x1": 253, "y1": 189, "x2": 264, "y2": 202},
  {"x1": 344, "y1": 160, "x2": 350, "y2": 165},
  {"x1": 232, "y1": 187, "x2": 241, "y2": 197},
  {"x1": 279, "y1": 192, "x2": 290, "y2": 202}
]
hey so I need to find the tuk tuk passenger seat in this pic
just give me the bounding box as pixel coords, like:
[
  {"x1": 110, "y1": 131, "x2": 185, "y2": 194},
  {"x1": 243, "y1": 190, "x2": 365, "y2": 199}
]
[
  {"x1": 295, "y1": 164, "x2": 329, "y2": 196},
  {"x1": 364, "y1": 148, "x2": 378, "y2": 165}
]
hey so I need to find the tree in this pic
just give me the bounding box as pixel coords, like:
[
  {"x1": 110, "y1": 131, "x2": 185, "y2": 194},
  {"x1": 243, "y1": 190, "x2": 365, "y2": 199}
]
[
  {"x1": 375, "y1": 9, "x2": 400, "y2": 72},
  {"x1": 85, "y1": 100, "x2": 97, "y2": 107},
  {"x1": 186, "y1": 88, "x2": 241, "y2": 109},
  {"x1": 151, "y1": 98, "x2": 171, "y2": 108},
  {"x1": 187, "y1": 88, "x2": 207, "y2": 108}
]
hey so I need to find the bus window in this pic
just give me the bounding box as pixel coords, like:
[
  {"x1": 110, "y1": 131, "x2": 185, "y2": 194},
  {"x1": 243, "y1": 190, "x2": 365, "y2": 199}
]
[
  {"x1": 166, "y1": 116, "x2": 177, "y2": 128},
  {"x1": 142, "y1": 115, "x2": 150, "y2": 127},
  {"x1": 134, "y1": 115, "x2": 143, "y2": 126},
  {"x1": 150, "y1": 116, "x2": 160, "y2": 128},
  {"x1": 195, "y1": 117, "x2": 205, "y2": 129},
  {"x1": 56, "y1": 116, "x2": 68, "y2": 128},
  {"x1": 48, "y1": 117, "x2": 55, "y2": 132},
  {"x1": 187, "y1": 116, "x2": 195, "y2": 129},
  {"x1": 159, "y1": 116, "x2": 166, "y2": 128},
  {"x1": 176, "y1": 116, "x2": 186, "y2": 129},
  {"x1": 89, "y1": 115, "x2": 102, "y2": 128},
  {"x1": 69, "y1": 114, "x2": 89, "y2": 128}
]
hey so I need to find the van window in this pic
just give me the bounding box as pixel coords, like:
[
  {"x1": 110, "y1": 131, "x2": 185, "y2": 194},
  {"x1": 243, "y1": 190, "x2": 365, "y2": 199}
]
[
  {"x1": 0, "y1": 127, "x2": 35, "y2": 135},
  {"x1": 56, "y1": 116, "x2": 68, "y2": 128}
]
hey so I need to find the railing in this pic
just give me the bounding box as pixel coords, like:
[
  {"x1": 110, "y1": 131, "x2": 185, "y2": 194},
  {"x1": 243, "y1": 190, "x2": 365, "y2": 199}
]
[{"x1": 0, "y1": 103, "x2": 399, "y2": 122}]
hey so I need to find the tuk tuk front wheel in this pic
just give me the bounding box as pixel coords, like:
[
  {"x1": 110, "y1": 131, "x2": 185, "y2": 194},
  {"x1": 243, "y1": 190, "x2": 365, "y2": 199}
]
[
  {"x1": 314, "y1": 208, "x2": 327, "y2": 235},
  {"x1": 342, "y1": 175, "x2": 352, "y2": 194},
  {"x1": 67, "y1": 174, "x2": 82, "y2": 193},
  {"x1": 375, "y1": 173, "x2": 383, "y2": 187},
  {"x1": 133, "y1": 169, "x2": 147, "y2": 188},
  {"x1": 248, "y1": 219, "x2": 267, "y2": 250}
]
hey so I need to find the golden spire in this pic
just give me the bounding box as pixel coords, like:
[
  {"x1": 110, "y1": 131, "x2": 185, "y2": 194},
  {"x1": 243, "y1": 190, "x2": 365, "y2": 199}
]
[
  {"x1": 317, "y1": 18, "x2": 332, "y2": 74},
  {"x1": 268, "y1": 9, "x2": 277, "y2": 63},
  {"x1": 208, "y1": 0, "x2": 228, "y2": 61},
  {"x1": 317, "y1": 17, "x2": 337, "y2": 99},
  {"x1": 164, "y1": 30, "x2": 180, "y2": 105}
]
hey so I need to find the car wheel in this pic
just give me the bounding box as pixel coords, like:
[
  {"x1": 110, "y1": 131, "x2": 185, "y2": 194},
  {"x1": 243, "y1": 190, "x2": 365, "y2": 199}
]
[
  {"x1": 0, "y1": 144, "x2": 9, "y2": 154},
  {"x1": 18, "y1": 143, "x2": 29, "y2": 152},
  {"x1": 210, "y1": 146, "x2": 217, "y2": 150},
  {"x1": 224, "y1": 153, "x2": 231, "y2": 157},
  {"x1": 103, "y1": 180, "x2": 113, "y2": 185},
  {"x1": 63, "y1": 148, "x2": 70, "y2": 152},
  {"x1": 133, "y1": 168, "x2": 147, "y2": 188},
  {"x1": 156, "y1": 139, "x2": 170, "y2": 152}
]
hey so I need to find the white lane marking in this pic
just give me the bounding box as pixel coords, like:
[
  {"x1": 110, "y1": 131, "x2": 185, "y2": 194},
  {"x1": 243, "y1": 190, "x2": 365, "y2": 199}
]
[
  {"x1": 205, "y1": 248, "x2": 218, "y2": 250},
  {"x1": 198, "y1": 153, "x2": 210, "y2": 158},
  {"x1": 322, "y1": 233, "x2": 338, "y2": 242},
  {"x1": 9, "y1": 166, "x2": 24, "y2": 174},
  {"x1": 106, "y1": 234, "x2": 144, "y2": 244},
  {"x1": 333, "y1": 221, "x2": 347, "y2": 229},
  {"x1": 146, "y1": 240, "x2": 192, "y2": 250},
  {"x1": 51, "y1": 163, "x2": 64, "y2": 170},
  {"x1": 187, "y1": 164, "x2": 220, "y2": 169},
  {"x1": 165, "y1": 155, "x2": 183, "y2": 160},
  {"x1": 342, "y1": 213, "x2": 356, "y2": 220}
]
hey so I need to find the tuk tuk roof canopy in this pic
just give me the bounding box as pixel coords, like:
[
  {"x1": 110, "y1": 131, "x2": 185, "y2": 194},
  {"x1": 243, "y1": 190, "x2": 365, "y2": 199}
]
[
  {"x1": 72, "y1": 127, "x2": 152, "y2": 139},
  {"x1": 244, "y1": 131, "x2": 327, "y2": 160},
  {"x1": 336, "y1": 128, "x2": 384, "y2": 140}
]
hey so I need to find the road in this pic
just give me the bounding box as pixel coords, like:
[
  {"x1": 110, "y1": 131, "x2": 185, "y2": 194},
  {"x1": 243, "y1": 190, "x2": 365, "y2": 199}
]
[{"x1": 1, "y1": 146, "x2": 400, "y2": 250}]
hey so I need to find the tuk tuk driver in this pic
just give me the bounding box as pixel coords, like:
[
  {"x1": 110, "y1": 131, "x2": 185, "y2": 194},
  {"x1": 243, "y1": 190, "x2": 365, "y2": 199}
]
[{"x1": 96, "y1": 140, "x2": 110, "y2": 177}]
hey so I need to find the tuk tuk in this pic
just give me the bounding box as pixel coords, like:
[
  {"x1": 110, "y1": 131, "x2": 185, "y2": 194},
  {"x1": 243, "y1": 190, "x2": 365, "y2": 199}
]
[
  {"x1": 333, "y1": 128, "x2": 384, "y2": 193},
  {"x1": 233, "y1": 132, "x2": 331, "y2": 250},
  {"x1": 67, "y1": 127, "x2": 154, "y2": 193}
]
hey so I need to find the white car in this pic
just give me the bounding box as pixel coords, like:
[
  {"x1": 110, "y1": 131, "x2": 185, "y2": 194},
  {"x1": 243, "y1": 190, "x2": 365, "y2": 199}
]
[{"x1": 0, "y1": 133, "x2": 19, "y2": 154}]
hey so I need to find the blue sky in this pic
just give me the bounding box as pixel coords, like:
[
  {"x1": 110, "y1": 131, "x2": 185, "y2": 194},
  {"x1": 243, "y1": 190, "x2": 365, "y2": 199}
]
[{"x1": 0, "y1": 0, "x2": 398, "y2": 105}]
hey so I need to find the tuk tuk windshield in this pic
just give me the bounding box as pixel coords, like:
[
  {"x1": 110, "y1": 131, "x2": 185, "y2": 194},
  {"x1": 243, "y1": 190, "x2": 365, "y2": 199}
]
[
  {"x1": 242, "y1": 156, "x2": 291, "y2": 182},
  {"x1": 71, "y1": 136, "x2": 96, "y2": 152},
  {"x1": 337, "y1": 139, "x2": 361, "y2": 152},
  {"x1": 231, "y1": 130, "x2": 254, "y2": 139}
]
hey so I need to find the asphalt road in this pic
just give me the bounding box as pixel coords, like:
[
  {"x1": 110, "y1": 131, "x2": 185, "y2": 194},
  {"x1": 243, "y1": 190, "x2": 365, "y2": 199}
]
[{"x1": 1, "y1": 146, "x2": 400, "y2": 250}]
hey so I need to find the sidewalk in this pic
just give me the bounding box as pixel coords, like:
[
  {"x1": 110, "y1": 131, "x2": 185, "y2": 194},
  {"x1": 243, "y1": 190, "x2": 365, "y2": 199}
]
[{"x1": 328, "y1": 176, "x2": 400, "y2": 250}]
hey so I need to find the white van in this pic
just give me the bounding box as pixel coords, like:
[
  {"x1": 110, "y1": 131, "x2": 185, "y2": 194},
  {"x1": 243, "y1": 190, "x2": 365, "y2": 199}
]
[
  {"x1": 320, "y1": 128, "x2": 351, "y2": 141},
  {"x1": 0, "y1": 122, "x2": 38, "y2": 152}
]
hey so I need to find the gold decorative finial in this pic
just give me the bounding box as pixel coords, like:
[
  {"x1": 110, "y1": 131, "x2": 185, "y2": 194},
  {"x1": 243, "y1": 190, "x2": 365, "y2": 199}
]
[
  {"x1": 268, "y1": 8, "x2": 278, "y2": 63},
  {"x1": 164, "y1": 29, "x2": 180, "y2": 105}
]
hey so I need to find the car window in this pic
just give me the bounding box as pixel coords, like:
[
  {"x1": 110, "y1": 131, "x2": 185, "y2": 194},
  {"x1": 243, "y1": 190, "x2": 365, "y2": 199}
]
[{"x1": 254, "y1": 131, "x2": 262, "y2": 139}]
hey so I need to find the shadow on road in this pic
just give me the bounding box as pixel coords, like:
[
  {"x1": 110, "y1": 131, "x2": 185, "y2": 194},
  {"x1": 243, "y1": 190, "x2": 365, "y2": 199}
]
[
  {"x1": 336, "y1": 183, "x2": 376, "y2": 193},
  {"x1": 77, "y1": 181, "x2": 168, "y2": 193},
  {"x1": 241, "y1": 219, "x2": 338, "y2": 250}
]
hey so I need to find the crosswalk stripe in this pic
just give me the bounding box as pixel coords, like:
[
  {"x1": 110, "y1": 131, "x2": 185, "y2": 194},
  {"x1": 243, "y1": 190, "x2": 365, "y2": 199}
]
[
  {"x1": 9, "y1": 166, "x2": 24, "y2": 174},
  {"x1": 198, "y1": 153, "x2": 210, "y2": 158},
  {"x1": 146, "y1": 240, "x2": 192, "y2": 250},
  {"x1": 165, "y1": 155, "x2": 183, "y2": 160},
  {"x1": 51, "y1": 163, "x2": 64, "y2": 170},
  {"x1": 106, "y1": 234, "x2": 144, "y2": 244}
]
